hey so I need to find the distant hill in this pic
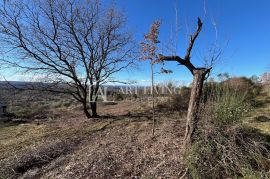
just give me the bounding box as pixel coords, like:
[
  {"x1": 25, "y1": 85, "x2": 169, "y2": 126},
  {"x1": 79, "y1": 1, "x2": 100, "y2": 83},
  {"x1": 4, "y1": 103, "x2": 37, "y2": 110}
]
[{"x1": 0, "y1": 81, "x2": 51, "y2": 89}]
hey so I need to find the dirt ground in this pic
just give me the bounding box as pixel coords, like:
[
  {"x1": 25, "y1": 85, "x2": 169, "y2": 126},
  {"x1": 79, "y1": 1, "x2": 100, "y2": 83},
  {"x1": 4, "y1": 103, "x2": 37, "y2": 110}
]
[{"x1": 0, "y1": 100, "x2": 186, "y2": 179}]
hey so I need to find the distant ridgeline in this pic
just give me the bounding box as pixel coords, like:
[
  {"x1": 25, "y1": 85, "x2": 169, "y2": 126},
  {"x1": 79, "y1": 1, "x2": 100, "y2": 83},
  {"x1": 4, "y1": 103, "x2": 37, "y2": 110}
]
[
  {"x1": 0, "y1": 81, "x2": 153, "y2": 90},
  {"x1": 0, "y1": 81, "x2": 53, "y2": 89}
]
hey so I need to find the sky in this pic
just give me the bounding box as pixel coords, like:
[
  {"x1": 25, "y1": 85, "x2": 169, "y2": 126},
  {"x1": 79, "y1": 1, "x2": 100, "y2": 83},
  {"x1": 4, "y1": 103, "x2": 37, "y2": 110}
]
[
  {"x1": 1, "y1": 0, "x2": 270, "y2": 85},
  {"x1": 112, "y1": 0, "x2": 270, "y2": 85}
]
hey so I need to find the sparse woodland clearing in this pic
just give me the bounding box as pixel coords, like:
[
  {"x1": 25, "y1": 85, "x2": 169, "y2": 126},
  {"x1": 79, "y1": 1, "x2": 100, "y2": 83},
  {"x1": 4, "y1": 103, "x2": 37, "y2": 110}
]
[
  {"x1": 1, "y1": 84, "x2": 270, "y2": 178},
  {"x1": 0, "y1": 0, "x2": 270, "y2": 178},
  {"x1": 0, "y1": 100, "x2": 186, "y2": 178}
]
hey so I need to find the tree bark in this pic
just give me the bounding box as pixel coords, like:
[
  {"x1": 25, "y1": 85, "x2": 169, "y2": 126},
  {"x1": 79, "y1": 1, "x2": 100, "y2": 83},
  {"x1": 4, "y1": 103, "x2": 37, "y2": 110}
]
[
  {"x1": 90, "y1": 101, "x2": 98, "y2": 118},
  {"x1": 151, "y1": 63, "x2": 156, "y2": 136},
  {"x1": 183, "y1": 69, "x2": 208, "y2": 147},
  {"x1": 157, "y1": 18, "x2": 217, "y2": 148},
  {"x1": 83, "y1": 102, "x2": 92, "y2": 119}
]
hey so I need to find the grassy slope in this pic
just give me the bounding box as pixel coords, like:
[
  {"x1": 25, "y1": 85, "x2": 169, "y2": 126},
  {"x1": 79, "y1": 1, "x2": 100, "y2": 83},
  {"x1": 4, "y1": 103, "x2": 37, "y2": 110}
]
[
  {"x1": 0, "y1": 101, "x2": 186, "y2": 178},
  {"x1": 1, "y1": 85, "x2": 269, "y2": 178},
  {"x1": 0, "y1": 116, "x2": 113, "y2": 178},
  {"x1": 244, "y1": 84, "x2": 270, "y2": 134}
]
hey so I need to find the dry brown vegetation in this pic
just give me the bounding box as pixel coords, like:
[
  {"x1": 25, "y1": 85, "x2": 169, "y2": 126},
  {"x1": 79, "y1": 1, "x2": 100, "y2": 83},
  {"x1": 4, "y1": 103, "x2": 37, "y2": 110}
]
[
  {"x1": 1, "y1": 78, "x2": 270, "y2": 178},
  {"x1": 0, "y1": 95, "x2": 187, "y2": 178},
  {"x1": 185, "y1": 79, "x2": 270, "y2": 178}
]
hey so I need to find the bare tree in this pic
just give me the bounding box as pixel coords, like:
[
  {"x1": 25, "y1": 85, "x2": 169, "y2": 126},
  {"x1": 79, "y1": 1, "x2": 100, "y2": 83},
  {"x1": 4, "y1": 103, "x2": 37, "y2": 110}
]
[
  {"x1": 159, "y1": 18, "x2": 217, "y2": 147},
  {"x1": 141, "y1": 20, "x2": 161, "y2": 135},
  {"x1": 0, "y1": 0, "x2": 134, "y2": 118}
]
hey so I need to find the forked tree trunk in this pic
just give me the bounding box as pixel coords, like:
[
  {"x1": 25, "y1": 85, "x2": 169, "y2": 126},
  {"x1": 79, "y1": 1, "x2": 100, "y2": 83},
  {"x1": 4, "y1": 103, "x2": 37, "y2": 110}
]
[
  {"x1": 82, "y1": 101, "x2": 97, "y2": 119},
  {"x1": 90, "y1": 101, "x2": 98, "y2": 117},
  {"x1": 183, "y1": 69, "x2": 208, "y2": 147},
  {"x1": 152, "y1": 17, "x2": 213, "y2": 147},
  {"x1": 83, "y1": 102, "x2": 92, "y2": 119},
  {"x1": 89, "y1": 87, "x2": 98, "y2": 118}
]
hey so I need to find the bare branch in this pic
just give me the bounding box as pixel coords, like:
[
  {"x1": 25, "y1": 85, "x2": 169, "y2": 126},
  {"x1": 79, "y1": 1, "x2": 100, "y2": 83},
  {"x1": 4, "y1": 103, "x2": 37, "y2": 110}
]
[
  {"x1": 0, "y1": 0, "x2": 134, "y2": 118},
  {"x1": 184, "y1": 17, "x2": 203, "y2": 61}
]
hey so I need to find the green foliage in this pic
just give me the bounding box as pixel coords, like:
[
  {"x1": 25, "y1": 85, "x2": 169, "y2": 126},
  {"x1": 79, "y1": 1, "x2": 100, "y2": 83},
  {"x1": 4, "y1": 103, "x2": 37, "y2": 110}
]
[
  {"x1": 203, "y1": 77, "x2": 262, "y2": 125},
  {"x1": 211, "y1": 87, "x2": 252, "y2": 125}
]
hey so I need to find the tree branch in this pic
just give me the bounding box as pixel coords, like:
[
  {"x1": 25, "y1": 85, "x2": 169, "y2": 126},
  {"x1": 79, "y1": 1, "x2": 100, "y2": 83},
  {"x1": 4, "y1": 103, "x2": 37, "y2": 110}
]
[
  {"x1": 184, "y1": 17, "x2": 203, "y2": 61},
  {"x1": 158, "y1": 17, "x2": 203, "y2": 75}
]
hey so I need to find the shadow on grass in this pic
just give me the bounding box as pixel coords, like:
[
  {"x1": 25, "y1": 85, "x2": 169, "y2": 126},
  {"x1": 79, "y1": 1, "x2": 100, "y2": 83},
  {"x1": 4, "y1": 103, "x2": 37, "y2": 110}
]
[
  {"x1": 254, "y1": 100, "x2": 270, "y2": 108},
  {"x1": 100, "y1": 112, "x2": 152, "y2": 122},
  {"x1": 252, "y1": 115, "x2": 270, "y2": 122},
  {"x1": 0, "y1": 116, "x2": 36, "y2": 131},
  {"x1": 0, "y1": 120, "x2": 23, "y2": 130},
  {"x1": 242, "y1": 126, "x2": 270, "y2": 145},
  {"x1": 10, "y1": 138, "x2": 81, "y2": 177}
]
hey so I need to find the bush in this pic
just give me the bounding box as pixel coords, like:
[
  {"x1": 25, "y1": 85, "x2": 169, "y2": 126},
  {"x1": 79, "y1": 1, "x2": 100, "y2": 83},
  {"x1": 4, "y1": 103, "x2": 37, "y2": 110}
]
[
  {"x1": 115, "y1": 93, "x2": 124, "y2": 101},
  {"x1": 204, "y1": 77, "x2": 262, "y2": 107},
  {"x1": 157, "y1": 87, "x2": 190, "y2": 112},
  {"x1": 222, "y1": 77, "x2": 262, "y2": 104},
  {"x1": 185, "y1": 81, "x2": 270, "y2": 178},
  {"x1": 185, "y1": 126, "x2": 270, "y2": 179},
  {"x1": 210, "y1": 87, "x2": 252, "y2": 125}
]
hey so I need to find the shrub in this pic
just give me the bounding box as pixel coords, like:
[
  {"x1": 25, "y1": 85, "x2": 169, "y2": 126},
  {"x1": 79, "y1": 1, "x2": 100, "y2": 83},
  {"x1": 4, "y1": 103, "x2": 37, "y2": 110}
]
[
  {"x1": 185, "y1": 126, "x2": 270, "y2": 179},
  {"x1": 115, "y1": 93, "x2": 124, "y2": 101},
  {"x1": 185, "y1": 81, "x2": 270, "y2": 178},
  {"x1": 222, "y1": 77, "x2": 262, "y2": 103},
  {"x1": 156, "y1": 86, "x2": 191, "y2": 112},
  {"x1": 168, "y1": 93, "x2": 190, "y2": 111},
  {"x1": 210, "y1": 87, "x2": 252, "y2": 125},
  {"x1": 132, "y1": 93, "x2": 138, "y2": 100}
]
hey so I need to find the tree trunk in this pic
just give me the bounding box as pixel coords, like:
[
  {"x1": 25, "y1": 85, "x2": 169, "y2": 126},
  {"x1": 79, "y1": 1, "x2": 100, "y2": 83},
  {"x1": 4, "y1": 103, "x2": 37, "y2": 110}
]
[
  {"x1": 90, "y1": 101, "x2": 98, "y2": 117},
  {"x1": 89, "y1": 86, "x2": 98, "y2": 118},
  {"x1": 151, "y1": 63, "x2": 156, "y2": 136},
  {"x1": 83, "y1": 102, "x2": 91, "y2": 119},
  {"x1": 183, "y1": 69, "x2": 207, "y2": 147}
]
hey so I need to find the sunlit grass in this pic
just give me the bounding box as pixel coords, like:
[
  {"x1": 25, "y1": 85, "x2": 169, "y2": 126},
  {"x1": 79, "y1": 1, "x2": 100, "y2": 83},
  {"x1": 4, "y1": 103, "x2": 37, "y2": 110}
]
[
  {"x1": 245, "y1": 84, "x2": 270, "y2": 134},
  {"x1": 0, "y1": 119, "x2": 116, "y2": 161}
]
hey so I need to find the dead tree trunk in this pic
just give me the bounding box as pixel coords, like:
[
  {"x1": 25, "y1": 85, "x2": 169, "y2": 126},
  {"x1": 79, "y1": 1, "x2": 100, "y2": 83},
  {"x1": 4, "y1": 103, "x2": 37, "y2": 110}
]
[
  {"x1": 184, "y1": 69, "x2": 208, "y2": 146},
  {"x1": 159, "y1": 18, "x2": 213, "y2": 148}
]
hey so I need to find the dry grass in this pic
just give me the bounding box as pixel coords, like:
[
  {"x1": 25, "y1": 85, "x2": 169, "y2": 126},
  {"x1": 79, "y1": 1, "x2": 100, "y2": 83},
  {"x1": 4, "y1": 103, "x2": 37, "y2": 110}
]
[
  {"x1": 184, "y1": 82, "x2": 270, "y2": 178},
  {"x1": 1, "y1": 83, "x2": 269, "y2": 178},
  {"x1": 0, "y1": 114, "x2": 114, "y2": 178},
  {"x1": 0, "y1": 100, "x2": 187, "y2": 178},
  {"x1": 245, "y1": 84, "x2": 270, "y2": 135}
]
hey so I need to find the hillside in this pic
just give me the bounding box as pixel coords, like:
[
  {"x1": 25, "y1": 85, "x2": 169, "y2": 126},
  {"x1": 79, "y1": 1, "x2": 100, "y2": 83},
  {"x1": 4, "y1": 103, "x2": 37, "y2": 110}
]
[
  {"x1": 0, "y1": 101, "x2": 186, "y2": 178},
  {"x1": 1, "y1": 84, "x2": 270, "y2": 178},
  {"x1": 245, "y1": 84, "x2": 270, "y2": 134}
]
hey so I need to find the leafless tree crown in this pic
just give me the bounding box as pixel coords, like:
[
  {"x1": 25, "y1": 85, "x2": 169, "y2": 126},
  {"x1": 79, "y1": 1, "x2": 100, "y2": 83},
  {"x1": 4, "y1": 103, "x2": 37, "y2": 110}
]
[{"x1": 0, "y1": 0, "x2": 135, "y2": 117}]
